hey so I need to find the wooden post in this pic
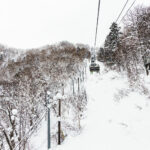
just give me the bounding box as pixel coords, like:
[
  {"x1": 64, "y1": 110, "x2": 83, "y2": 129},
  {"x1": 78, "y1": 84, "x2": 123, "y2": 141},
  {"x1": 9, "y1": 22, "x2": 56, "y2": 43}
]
[
  {"x1": 145, "y1": 64, "x2": 149, "y2": 76},
  {"x1": 58, "y1": 121, "x2": 61, "y2": 145},
  {"x1": 58, "y1": 99, "x2": 61, "y2": 145}
]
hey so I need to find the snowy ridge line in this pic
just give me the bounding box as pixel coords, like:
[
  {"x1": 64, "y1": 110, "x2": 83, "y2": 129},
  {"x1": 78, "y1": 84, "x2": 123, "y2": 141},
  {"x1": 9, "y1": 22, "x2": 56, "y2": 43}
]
[{"x1": 14, "y1": 111, "x2": 46, "y2": 150}]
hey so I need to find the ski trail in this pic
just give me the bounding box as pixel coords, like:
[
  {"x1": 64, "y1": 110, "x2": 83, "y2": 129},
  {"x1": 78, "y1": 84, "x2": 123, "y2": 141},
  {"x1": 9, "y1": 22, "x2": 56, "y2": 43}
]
[
  {"x1": 56, "y1": 64, "x2": 130, "y2": 150},
  {"x1": 57, "y1": 63, "x2": 150, "y2": 150},
  {"x1": 32, "y1": 62, "x2": 150, "y2": 150}
]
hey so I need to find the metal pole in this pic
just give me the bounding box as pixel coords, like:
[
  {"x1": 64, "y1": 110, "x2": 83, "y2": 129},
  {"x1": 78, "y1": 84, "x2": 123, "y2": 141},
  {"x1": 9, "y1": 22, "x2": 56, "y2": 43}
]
[
  {"x1": 48, "y1": 107, "x2": 51, "y2": 149},
  {"x1": 46, "y1": 90, "x2": 51, "y2": 150}
]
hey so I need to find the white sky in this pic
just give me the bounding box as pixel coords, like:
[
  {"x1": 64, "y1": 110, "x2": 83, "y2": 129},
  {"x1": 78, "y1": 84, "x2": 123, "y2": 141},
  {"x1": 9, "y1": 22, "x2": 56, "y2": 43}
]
[{"x1": 0, "y1": 0, "x2": 149, "y2": 49}]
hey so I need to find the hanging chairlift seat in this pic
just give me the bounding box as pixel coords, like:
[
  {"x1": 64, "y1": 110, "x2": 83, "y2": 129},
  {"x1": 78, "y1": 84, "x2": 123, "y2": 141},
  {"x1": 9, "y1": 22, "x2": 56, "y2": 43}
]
[{"x1": 89, "y1": 62, "x2": 100, "y2": 72}]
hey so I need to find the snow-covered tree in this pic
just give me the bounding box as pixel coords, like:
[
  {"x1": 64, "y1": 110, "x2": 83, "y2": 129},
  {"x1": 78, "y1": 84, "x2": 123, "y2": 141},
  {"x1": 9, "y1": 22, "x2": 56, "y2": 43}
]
[
  {"x1": 104, "y1": 22, "x2": 122, "y2": 63},
  {"x1": 0, "y1": 41, "x2": 90, "y2": 149},
  {"x1": 105, "y1": 22, "x2": 121, "y2": 51}
]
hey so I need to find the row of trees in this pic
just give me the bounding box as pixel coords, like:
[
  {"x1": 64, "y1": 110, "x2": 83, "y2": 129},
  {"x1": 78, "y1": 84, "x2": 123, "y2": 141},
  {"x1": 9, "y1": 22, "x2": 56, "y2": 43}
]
[
  {"x1": 0, "y1": 41, "x2": 90, "y2": 149},
  {"x1": 98, "y1": 5, "x2": 150, "y2": 82}
]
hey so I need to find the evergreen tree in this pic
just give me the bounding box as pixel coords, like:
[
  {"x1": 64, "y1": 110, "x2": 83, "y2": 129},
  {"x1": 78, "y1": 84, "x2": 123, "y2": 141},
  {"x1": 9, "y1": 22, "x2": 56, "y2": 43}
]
[{"x1": 104, "y1": 22, "x2": 122, "y2": 62}]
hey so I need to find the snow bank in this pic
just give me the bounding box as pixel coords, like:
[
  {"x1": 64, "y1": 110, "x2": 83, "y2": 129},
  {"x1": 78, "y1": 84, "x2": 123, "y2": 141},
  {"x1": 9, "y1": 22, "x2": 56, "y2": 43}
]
[
  {"x1": 31, "y1": 62, "x2": 150, "y2": 150},
  {"x1": 55, "y1": 63, "x2": 150, "y2": 150}
]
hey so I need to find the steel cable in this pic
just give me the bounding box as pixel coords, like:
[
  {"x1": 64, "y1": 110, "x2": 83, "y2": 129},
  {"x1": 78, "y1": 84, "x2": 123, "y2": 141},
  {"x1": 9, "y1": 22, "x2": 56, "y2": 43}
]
[
  {"x1": 119, "y1": 0, "x2": 137, "y2": 24},
  {"x1": 116, "y1": 0, "x2": 129, "y2": 22},
  {"x1": 94, "y1": 0, "x2": 101, "y2": 48}
]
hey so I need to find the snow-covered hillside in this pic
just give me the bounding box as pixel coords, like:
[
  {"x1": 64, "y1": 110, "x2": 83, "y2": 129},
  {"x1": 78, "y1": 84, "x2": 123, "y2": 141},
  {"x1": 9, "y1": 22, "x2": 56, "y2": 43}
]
[
  {"x1": 0, "y1": 42, "x2": 90, "y2": 150},
  {"x1": 53, "y1": 63, "x2": 150, "y2": 150}
]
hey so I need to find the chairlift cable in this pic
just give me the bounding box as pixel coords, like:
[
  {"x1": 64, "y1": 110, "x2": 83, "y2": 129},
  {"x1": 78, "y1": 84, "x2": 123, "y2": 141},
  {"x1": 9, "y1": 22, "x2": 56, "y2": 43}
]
[
  {"x1": 116, "y1": 0, "x2": 129, "y2": 22},
  {"x1": 119, "y1": 0, "x2": 137, "y2": 24},
  {"x1": 94, "y1": 0, "x2": 101, "y2": 49},
  {"x1": 89, "y1": 0, "x2": 101, "y2": 72}
]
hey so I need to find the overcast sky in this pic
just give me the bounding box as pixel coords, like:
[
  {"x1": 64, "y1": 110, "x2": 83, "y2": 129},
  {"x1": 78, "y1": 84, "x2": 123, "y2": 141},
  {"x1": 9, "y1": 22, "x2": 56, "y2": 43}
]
[{"x1": 0, "y1": 0, "x2": 149, "y2": 49}]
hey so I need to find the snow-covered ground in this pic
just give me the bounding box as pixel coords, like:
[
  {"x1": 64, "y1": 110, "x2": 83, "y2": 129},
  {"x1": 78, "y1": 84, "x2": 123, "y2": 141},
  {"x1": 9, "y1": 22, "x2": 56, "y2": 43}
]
[{"x1": 31, "y1": 63, "x2": 150, "y2": 150}]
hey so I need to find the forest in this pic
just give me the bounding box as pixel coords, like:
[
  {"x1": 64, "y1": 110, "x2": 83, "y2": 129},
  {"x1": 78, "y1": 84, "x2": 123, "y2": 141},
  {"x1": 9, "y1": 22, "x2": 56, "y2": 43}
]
[
  {"x1": 0, "y1": 41, "x2": 90, "y2": 149},
  {"x1": 98, "y1": 5, "x2": 150, "y2": 84}
]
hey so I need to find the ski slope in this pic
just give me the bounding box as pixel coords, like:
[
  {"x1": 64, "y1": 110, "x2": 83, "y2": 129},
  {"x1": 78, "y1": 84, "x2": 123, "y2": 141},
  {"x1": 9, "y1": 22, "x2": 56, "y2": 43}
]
[
  {"x1": 56, "y1": 63, "x2": 150, "y2": 150},
  {"x1": 30, "y1": 63, "x2": 150, "y2": 150}
]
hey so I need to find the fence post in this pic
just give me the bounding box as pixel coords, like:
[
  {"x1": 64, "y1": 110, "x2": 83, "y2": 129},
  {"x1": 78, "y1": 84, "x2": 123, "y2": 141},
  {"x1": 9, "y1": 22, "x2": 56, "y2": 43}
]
[{"x1": 58, "y1": 99, "x2": 61, "y2": 145}]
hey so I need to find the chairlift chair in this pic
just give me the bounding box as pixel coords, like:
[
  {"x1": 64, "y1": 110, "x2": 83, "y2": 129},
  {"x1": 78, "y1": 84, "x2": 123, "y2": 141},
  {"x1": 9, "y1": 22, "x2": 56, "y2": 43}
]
[{"x1": 89, "y1": 62, "x2": 100, "y2": 72}]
